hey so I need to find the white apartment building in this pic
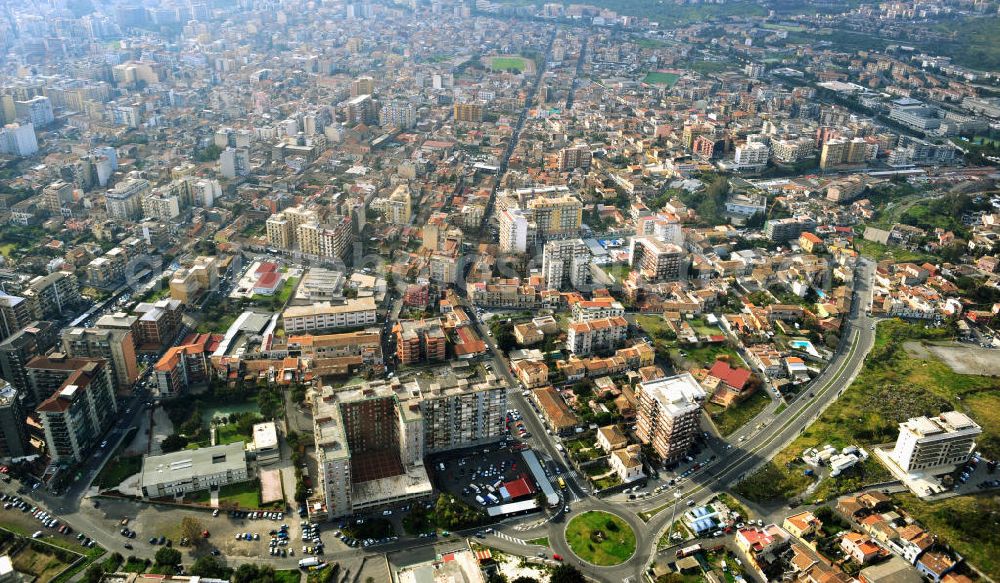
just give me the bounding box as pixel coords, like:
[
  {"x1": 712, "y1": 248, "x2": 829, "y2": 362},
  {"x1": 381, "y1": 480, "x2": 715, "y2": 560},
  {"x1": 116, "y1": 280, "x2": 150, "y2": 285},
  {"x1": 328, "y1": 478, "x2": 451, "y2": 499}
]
[
  {"x1": 282, "y1": 298, "x2": 378, "y2": 334},
  {"x1": 635, "y1": 372, "x2": 706, "y2": 462},
  {"x1": 105, "y1": 178, "x2": 150, "y2": 221},
  {"x1": 542, "y1": 238, "x2": 590, "y2": 290},
  {"x1": 498, "y1": 208, "x2": 529, "y2": 253},
  {"x1": 566, "y1": 316, "x2": 627, "y2": 355},
  {"x1": 890, "y1": 411, "x2": 981, "y2": 474}
]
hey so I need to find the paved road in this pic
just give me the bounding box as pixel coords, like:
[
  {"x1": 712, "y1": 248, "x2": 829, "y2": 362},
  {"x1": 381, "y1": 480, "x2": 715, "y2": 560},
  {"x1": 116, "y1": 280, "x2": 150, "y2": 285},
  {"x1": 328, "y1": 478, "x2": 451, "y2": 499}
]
[{"x1": 487, "y1": 258, "x2": 879, "y2": 582}]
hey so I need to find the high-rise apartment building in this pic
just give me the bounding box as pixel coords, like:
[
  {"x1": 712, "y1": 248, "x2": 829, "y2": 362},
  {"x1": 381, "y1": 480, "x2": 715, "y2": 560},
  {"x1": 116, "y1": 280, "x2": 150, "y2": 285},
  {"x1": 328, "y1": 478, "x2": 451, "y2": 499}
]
[
  {"x1": 557, "y1": 145, "x2": 592, "y2": 171},
  {"x1": 36, "y1": 359, "x2": 118, "y2": 464},
  {"x1": 385, "y1": 183, "x2": 413, "y2": 225},
  {"x1": 350, "y1": 76, "x2": 375, "y2": 98},
  {"x1": 890, "y1": 411, "x2": 982, "y2": 474},
  {"x1": 635, "y1": 373, "x2": 706, "y2": 462},
  {"x1": 14, "y1": 96, "x2": 54, "y2": 128},
  {"x1": 0, "y1": 381, "x2": 29, "y2": 459},
  {"x1": 393, "y1": 319, "x2": 447, "y2": 365},
  {"x1": 220, "y1": 147, "x2": 250, "y2": 179},
  {"x1": 542, "y1": 238, "x2": 591, "y2": 290},
  {"x1": 23, "y1": 271, "x2": 81, "y2": 321},
  {"x1": 379, "y1": 101, "x2": 417, "y2": 129},
  {"x1": 453, "y1": 102, "x2": 484, "y2": 123},
  {"x1": 344, "y1": 94, "x2": 375, "y2": 125},
  {"x1": 527, "y1": 194, "x2": 583, "y2": 241},
  {"x1": 41, "y1": 180, "x2": 74, "y2": 214},
  {"x1": 0, "y1": 322, "x2": 57, "y2": 406},
  {"x1": 0, "y1": 123, "x2": 38, "y2": 157},
  {"x1": 629, "y1": 237, "x2": 684, "y2": 282},
  {"x1": 60, "y1": 327, "x2": 139, "y2": 391},
  {"x1": 105, "y1": 178, "x2": 150, "y2": 221},
  {"x1": 0, "y1": 295, "x2": 34, "y2": 342},
  {"x1": 498, "y1": 208, "x2": 530, "y2": 254}
]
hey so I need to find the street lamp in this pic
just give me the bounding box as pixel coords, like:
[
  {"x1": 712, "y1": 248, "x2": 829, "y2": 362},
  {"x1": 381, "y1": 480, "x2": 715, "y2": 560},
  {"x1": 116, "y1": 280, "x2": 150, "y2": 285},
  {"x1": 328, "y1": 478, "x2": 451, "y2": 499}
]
[{"x1": 664, "y1": 492, "x2": 682, "y2": 547}]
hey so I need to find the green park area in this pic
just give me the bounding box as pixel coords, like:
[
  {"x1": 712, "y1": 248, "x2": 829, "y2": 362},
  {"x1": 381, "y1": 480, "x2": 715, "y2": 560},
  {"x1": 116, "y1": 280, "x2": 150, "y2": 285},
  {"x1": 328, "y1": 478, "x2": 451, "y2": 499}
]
[
  {"x1": 707, "y1": 389, "x2": 771, "y2": 436},
  {"x1": 642, "y1": 72, "x2": 680, "y2": 87},
  {"x1": 734, "y1": 319, "x2": 1000, "y2": 577},
  {"x1": 565, "y1": 511, "x2": 636, "y2": 566},
  {"x1": 490, "y1": 56, "x2": 527, "y2": 71}
]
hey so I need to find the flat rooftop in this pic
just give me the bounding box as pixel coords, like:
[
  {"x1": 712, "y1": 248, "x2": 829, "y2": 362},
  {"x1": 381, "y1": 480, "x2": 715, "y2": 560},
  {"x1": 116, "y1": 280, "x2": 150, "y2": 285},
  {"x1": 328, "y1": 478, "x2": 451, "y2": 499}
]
[{"x1": 141, "y1": 442, "x2": 247, "y2": 489}]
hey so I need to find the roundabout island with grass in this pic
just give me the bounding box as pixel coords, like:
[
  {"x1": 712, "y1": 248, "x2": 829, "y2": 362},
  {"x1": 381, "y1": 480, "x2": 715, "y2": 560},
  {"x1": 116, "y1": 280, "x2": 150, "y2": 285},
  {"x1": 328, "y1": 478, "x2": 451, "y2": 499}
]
[{"x1": 564, "y1": 511, "x2": 636, "y2": 567}]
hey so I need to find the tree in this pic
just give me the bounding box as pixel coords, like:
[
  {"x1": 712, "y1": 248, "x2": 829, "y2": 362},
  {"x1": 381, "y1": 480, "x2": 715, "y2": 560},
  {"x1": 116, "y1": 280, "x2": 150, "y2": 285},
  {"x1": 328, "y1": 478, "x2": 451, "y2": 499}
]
[
  {"x1": 181, "y1": 517, "x2": 205, "y2": 547},
  {"x1": 549, "y1": 564, "x2": 587, "y2": 583},
  {"x1": 160, "y1": 433, "x2": 188, "y2": 453},
  {"x1": 189, "y1": 555, "x2": 231, "y2": 579},
  {"x1": 233, "y1": 564, "x2": 277, "y2": 583},
  {"x1": 84, "y1": 564, "x2": 104, "y2": 583},
  {"x1": 154, "y1": 547, "x2": 182, "y2": 568}
]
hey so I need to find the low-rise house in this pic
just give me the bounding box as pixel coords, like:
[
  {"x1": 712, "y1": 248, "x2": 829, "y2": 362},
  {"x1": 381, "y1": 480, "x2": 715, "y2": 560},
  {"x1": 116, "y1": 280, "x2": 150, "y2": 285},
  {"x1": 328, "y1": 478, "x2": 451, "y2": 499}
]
[
  {"x1": 513, "y1": 359, "x2": 549, "y2": 389},
  {"x1": 596, "y1": 425, "x2": 628, "y2": 452},
  {"x1": 783, "y1": 511, "x2": 823, "y2": 539},
  {"x1": 841, "y1": 531, "x2": 884, "y2": 564},
  {"x1": 609, "y1": 444, "x2": 644, "y2": 484},
  {"x1": 531, "y1": 386, "x2": 580, "y2": 435}
]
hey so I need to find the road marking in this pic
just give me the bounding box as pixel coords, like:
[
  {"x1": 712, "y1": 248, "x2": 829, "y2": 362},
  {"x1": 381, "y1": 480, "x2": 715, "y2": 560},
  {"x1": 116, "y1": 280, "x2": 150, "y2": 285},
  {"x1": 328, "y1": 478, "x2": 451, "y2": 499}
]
[{"x1": 492, "y1": 531, "x2": 531, "y2": 545}]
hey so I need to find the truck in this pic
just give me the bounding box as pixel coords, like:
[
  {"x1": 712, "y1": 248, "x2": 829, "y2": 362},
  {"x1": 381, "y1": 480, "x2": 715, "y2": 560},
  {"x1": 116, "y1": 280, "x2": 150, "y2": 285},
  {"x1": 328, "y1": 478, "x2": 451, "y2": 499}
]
[
  {"x1": 676, "y1": 544, "x2": 702, "y2": 559},
  {"x1": 299, "y1": 557, "x2": 320, "y2": 569}
]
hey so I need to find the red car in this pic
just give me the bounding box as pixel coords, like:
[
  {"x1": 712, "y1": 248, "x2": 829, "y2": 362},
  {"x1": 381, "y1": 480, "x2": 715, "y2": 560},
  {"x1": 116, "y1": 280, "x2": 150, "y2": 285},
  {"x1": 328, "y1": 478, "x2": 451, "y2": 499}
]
[{"x1": 552, "y1": 554, "x2": 563, "y2": 561}]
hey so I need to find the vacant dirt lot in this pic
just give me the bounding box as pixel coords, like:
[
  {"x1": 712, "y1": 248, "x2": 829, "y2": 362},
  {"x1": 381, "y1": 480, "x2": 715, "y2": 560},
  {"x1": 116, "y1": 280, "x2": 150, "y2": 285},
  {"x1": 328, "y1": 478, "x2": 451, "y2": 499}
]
[{"x1": 905, "y1": 341, "x2": 1000, "y2": 376}]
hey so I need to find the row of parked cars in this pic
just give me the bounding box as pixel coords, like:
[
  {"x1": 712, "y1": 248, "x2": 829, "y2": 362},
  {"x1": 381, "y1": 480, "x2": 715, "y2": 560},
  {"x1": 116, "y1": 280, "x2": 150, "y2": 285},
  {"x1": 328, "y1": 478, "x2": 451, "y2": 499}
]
[
  {"x1": 228, "y1": 510, "x2": 284, "y2": 520},
  {"x1": 1, "y1": 494, "x2": 76, "y2": 539}
]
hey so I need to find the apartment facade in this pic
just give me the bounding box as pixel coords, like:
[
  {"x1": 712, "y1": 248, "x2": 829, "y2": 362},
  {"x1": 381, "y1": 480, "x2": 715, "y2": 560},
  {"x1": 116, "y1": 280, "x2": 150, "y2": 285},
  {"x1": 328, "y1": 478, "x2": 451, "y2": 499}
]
[
  {"x1": 635, "y1": 373, "x2": 706, "y2": 462},
  {"x1": 282, "y1": 298, "x2": 378, "y2": 334},
  {"x1": 35, "y1": 359, "x2": 117, "y2": 464},
  {"x1": 566, "y1": 316, "x2": 628, "y2": 355},
  {"x1": 60, "y1": 327, "x2": 139, "y2": 391},
  {"x1": 890, "y1": 411, "x2": 982, "y2": 474}
]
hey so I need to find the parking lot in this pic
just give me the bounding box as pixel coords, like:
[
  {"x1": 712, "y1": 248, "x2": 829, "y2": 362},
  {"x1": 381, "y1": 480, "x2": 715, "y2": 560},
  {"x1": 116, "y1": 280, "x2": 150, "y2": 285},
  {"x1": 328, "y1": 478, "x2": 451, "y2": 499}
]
[{"x1": 427, "y1": 439, "x2": 541, "y2": 513}]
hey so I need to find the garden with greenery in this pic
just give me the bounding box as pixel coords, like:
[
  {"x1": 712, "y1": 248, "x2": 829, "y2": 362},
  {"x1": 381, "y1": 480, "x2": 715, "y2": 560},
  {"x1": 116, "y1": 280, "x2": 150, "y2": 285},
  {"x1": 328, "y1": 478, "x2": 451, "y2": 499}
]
[{"x1": 564, "y1": 511, "x2": 636, "y2": 566}]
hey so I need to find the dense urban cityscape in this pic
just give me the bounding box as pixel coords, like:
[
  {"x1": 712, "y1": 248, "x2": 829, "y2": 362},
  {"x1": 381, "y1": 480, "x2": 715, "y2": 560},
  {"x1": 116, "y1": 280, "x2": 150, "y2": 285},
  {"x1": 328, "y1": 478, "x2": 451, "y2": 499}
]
[{"x1": 0, "y1": 0, "x2": 998, "y2": 582}]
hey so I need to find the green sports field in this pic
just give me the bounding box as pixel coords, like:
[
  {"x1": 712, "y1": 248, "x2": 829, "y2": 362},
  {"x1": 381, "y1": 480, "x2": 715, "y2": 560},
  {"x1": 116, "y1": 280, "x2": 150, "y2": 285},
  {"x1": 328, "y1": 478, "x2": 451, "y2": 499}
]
[
  {"x1": 642, "y1": 72, "x2": 680, "y2": 87},
  {"x1": 490, "y1": 56, "x2": 527, "y2": 71}
]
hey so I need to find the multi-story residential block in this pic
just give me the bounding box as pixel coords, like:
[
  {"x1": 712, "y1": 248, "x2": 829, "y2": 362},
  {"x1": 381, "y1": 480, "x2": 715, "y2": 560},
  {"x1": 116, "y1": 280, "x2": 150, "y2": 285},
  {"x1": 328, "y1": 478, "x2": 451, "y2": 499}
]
[
  {"x1": 635, "y1": 372, "x2": 706, "y2": 462},
  {"x1": 393, "y1": 319, "x2": 447, "y2": 365},
  {"x1": 286, "y1": 331, "x2": 383, "y2": 365},
  {"x1": 60, "y1": 326, "x2": 139, "y2": 391},
  {"x1": 385, "y1": 183, "x2": 413, "y2": 225},
  {"x1": 889, "y1": 411, "x2": 981, "y2": 474},
  {"x1": 23, "y1": 271, "x2": 81, "y2": 320},
  {"x1": 282, "y1": 298, "x2": 378, "y2": 334},
  {"x1": 133, "y1": 299, "x2": 184, "y2": 349},
  {"x1": 0, "y1": 321, "x2": 57, "y2": 406},
  {"x1": 566, "y1": 316, "x2": 628, "y2": 355},
  {"x1": 14, "y1": 96, "x2": 54, "y2": 127},
  {"x1": 0, "y1": 381, "x2": 29, "y2": 459},
  {"x1": 40, "y1": 180, "x2": 73, "y2": 214},
  {"x1": 527, "y1": 194, "x2": 583, "y2": 241},
  {"x1": 105, "y1": 177, "x2": 150, "y2": 221},
  {"x1": 170, "y1": 255, "x2": 219, "y2": 302},
  {"x1": 467, "y1": 278, "x2": 539, "y2": 309},
  {"x1": 764, "y1": 216, "x2": 817, "y2": 242},
  {"x1": 629, "y1": 237, "x2": 684, "y2": 282},
  {"x1": 151, "y1": 334, "x2": 213, "y2": 399},
  {"x1": 219, "y1": 147, "x2": 250, "y2": 178},
  {"x1": 542, "y1": 238, "x2": 591, "y2": 291},
  {"x1": 35, "y1": 358, "x2": 117, "y2": 464},
  {"x1": 0, "y1": 295, "x2": 34, "y2": 342},
  {"x1": 298, "y1": 216, "x2": 355, "y2": 260},
  {"x1": 453, "y1": 102, "x2": 484, "y2": 122},
  {"x1": 379, "y1": 101, "x2": 417, "y2": 129},
  {"x1": 557, "y1": 144, "x2": 592, "y2": 171}
]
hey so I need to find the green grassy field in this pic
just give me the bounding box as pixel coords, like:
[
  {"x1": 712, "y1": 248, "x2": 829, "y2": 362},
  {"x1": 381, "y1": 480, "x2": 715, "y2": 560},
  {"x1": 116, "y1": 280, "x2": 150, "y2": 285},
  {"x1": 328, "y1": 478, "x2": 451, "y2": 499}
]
[
  {"x1": 95, "y1": 454, "x2": 143, "y2": 490},
  {"x1": 708, "y1": 390, "x2": 771, "y2": 436},
  {"x1": 490, "y1": 56, "x2": 527, "y2": 71},
  {"x1": 854, "y1": 238, "x2": 934, "y2": 263},
  {"x1": 274, "y1": 569, "x2": 302, "y2": 583},
  {"x1": 642, "y1": 72, "x2": 680, "y2": 86},
  {"x1": 735, "y1": 320, "x2": 999, "y2": 506},
  {"x1": 891, "y1": 493, "x2": 1000, "y2": 578},
  {"x1": 565, "y1": 511, "x2": 636, "y2": 566}
]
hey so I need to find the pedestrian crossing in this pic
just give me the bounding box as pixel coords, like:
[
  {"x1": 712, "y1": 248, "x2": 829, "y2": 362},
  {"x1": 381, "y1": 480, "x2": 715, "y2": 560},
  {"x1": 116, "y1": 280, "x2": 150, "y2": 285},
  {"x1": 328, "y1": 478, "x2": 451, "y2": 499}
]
[{"x1": 492, "y1": 531, "x2": 530, "y2": 546}]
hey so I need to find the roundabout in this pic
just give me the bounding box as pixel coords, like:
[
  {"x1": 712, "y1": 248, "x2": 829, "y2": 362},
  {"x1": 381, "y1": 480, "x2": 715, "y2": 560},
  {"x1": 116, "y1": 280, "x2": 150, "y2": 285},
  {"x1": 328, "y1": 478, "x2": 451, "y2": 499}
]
[{"x1": 563, "y1": 511, "x2": 636, "y2": 567}]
